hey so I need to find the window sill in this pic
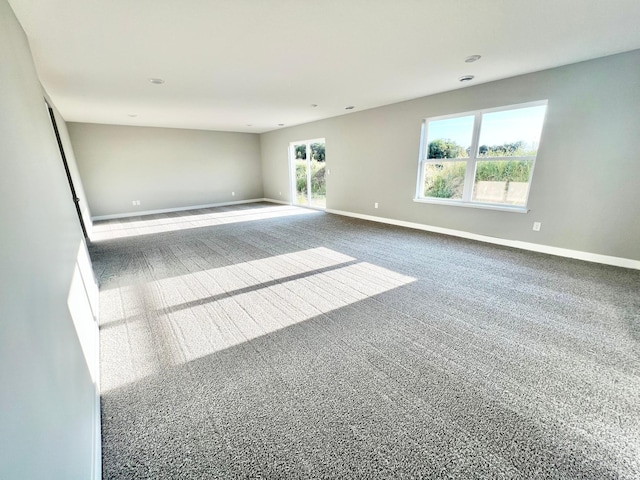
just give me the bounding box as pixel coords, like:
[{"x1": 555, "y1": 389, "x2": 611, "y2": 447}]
[{"x1": 413, "y1": 197, "x2": 529, "y2": 213}]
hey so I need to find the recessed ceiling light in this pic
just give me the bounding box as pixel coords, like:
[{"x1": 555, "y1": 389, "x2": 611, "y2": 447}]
[
  {"x1": 148, "y1": 78, "x2": 165, "y2": 84},
  {"x1": 310, "y1": 104, "x2": 318, "y2": 108},
  {"x1": 464, "y1": 55, "x2": 481, "y2": 63},
  {"x1": 345, "y1": 106, "x2": 355, "y2": 110},
  {"x1": 459, "y1": 75, "x2": 475, "y2": 82},
  {"x1": 278, "y1": 123, "x2": 285, "y2": 126}
]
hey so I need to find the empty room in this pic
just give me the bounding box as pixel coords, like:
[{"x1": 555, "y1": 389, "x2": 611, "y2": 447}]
[{"x1": 2, "y1": 0, "x2": 640, "y2": 479}]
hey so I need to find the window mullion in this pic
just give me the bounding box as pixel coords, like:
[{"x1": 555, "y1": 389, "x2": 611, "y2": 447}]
[
  {"x1": 462, "y1": 112, "x2": 482, "y2": 201},
  {"x1": 474, "y1": 155, "x2": 536, "y2": 162}
]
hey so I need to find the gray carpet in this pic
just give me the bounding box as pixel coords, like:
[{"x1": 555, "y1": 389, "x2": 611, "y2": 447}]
[{"x1": 90, "y1": 202, "x2": 640, "y2": 479}]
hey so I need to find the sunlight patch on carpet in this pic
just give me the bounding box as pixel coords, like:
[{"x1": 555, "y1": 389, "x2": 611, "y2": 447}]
[
  {"x1": 99, "y1": 247, "x2": 416, "y2": 392},
  {"x1": 92, "y1": 205, "x2": 318, "y2": 241}
]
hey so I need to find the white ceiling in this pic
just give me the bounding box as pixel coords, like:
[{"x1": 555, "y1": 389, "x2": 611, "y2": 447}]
[{"x1": 9, "y1": 0, "x2": 640, "y2": 134}]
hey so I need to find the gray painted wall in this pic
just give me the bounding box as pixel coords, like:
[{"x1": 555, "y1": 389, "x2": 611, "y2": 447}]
[
  {"x1": 0, "y1": 1, "x2": 98, "y2": 478},
  {"x1": 261, "y1": 50, "x2": 640, "y2": 261},
  {"x1": 68, "y1": 123, "x2": 263, "y2": 217}
]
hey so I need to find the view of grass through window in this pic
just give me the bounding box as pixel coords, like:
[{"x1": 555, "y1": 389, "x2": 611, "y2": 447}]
[
  {"x1": 419, "y1": 103, "x2": 546, "y2": 208},
  {"x1": 293, "y1": 141, "x2": 326, "y2": 208},
  {"x1": 424, "y1": 162, "x2": 466, "y2": 199}
]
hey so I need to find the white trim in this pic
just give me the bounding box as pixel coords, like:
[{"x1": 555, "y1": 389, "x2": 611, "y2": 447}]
[
  {"x1": 91, "y1": 264, "x2": 101, "y2": 480},
  {"x1": 326, "y1": 208, "x2": 640, "y2": 270},
  {"x1": 413, "y1": 197, "x2": 528, "y2": 213},
  {"x1": 262, "y1": 197, "x2": 290, "y2": 205},
  {"x1": 462, "y1": 111, "x2": 482, "y2": 199},
  {"x1": 288, "y1": 138, "x2": 327, "y2": 209},
  {"x1": 91, "y1": 198, "x2": 264, "y2": 221},
  {"x1": 263, "y1": 198, "x2": 330, "y2": 212},
  {"x1": 423, "y1": 99, "x2": 549, "y2": 124},
  {"x1": 92, "y1": 388, "x2": 102, "y2": 480}
]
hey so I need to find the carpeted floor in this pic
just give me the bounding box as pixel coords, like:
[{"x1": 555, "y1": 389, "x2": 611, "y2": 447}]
[{"x1": 90, "y1": 202, "x2": 640, "y2": 479}]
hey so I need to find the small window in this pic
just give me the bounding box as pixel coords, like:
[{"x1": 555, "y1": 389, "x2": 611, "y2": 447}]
[{"x1": 416, "y1": 101, "x2": 547, "y2": 211}]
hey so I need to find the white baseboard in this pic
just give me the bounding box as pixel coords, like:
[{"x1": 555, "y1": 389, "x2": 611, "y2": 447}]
[
  {"x1": 91, "y1": 199, "x2": 265, "y2": 221},
  {"x1": 93, "y1": 387, "x2": 101, "y2": 480},
  {"x1": 326, "y1": 208, "x2": 640, "y2": 270},
  {"x1": 261, "y1": 199, "x2": 331, "y2": 212},
  {"x1": 90, "y1": 200, "x2": 638, "y2": 269},
  {"x1": 262, "y1": 197, "x2": 290, "y2": 205}
]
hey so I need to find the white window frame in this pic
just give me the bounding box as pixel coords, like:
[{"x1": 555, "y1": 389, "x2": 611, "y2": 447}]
[
  {"x1": 414, "y1": 100, "x2": 548, "y2": 213},
  {"x1": 289, "y1": 137, "x2": 326, "y2": 209}
]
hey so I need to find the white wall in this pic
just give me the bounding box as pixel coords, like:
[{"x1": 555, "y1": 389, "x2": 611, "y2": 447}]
[
  {"x1": 68, "y1": 123, "x2": 263, "y2": 218},
  {"x1": 260, "y1": 50, "x2": 640, "y2": 262},
  {"x1": 0, "y1": 1, "x2": 99, "y2": 478}
]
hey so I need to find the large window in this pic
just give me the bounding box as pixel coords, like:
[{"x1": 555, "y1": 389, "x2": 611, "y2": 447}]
[{"x1": 415, "y1": 101, "x2": 547, "y2": 211}]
